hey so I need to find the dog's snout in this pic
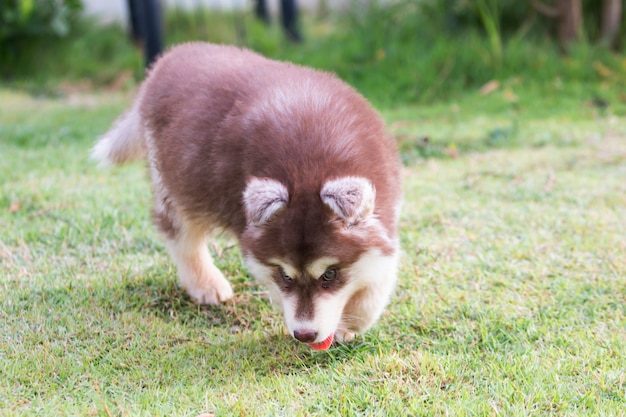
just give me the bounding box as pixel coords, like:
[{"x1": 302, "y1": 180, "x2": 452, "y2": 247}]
[{"x1": 293, "y1": 329, "x2": 318, "y2": 343}]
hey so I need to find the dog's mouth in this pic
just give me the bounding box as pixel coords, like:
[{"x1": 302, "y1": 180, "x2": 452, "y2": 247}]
[{"x1": 307, "y1": 333, "x2": 334, "y2": 351}]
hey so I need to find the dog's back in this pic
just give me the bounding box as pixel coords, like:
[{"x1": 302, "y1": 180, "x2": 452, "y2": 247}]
[{"x1": 138, "y1": 43, "x2": 401, "y2": 237}]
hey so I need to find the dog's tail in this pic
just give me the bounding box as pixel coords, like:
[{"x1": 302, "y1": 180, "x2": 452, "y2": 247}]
[{"x1": 92, "y1": 95, "x2": 147, "y2": 166}]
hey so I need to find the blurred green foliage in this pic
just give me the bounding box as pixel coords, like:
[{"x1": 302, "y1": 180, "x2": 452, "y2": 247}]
[
  {"x1": 0, "y1": 0, "x2": 624, "y2": 105},
  {"x1": 0, "y1": 0, "x2": 83, "y2": 82},
  {"x1": 0, "y1": 0, "x2": 82, "y2": 40}
]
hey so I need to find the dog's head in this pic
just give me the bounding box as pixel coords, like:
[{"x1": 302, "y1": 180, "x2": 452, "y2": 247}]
[{"x1": 240, "y1": 176, "x2": 398, "y2": 347}]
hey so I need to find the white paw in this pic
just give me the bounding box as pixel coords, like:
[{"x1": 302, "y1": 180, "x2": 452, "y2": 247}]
[
  {"x1": 176, "y1": 255, "x2": 235, "y2": 305},
  {"x1": 184, "y1": 274, "x2": 234, "y2": 305},
  {"x1": 334, "y1": 330, "x2": 356, "y2": 343}
]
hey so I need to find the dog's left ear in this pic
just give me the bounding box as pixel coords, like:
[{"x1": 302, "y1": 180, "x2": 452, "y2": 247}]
[
  {"x1": 243, "y1": 177, "x2": 289, "y2": 226},
  {"x1": 321, "y1": 176, "x2": 376, "y2": 225}
]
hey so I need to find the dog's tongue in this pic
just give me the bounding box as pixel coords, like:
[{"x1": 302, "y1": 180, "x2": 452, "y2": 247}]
[{"x1": 308, "y1": 334, "x2": 334, "y2": 351}]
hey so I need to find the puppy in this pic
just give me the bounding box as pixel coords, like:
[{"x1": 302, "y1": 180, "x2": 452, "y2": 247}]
[{"x1": 93, "y1": 43, "x2": 402, "y2": 350}]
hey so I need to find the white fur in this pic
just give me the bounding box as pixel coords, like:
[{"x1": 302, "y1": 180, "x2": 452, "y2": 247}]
[
  {"x1": 244, "y1": 248, "x2": 398, "y2": 344},
  {"x1": 243, "y1": 254, "x2": 283, "y2": 306},
  {"x1": 306, "y1": 257, "x2": 339, "y2": 279},
  {"x1": 338, "y1": 246, "x2": 399, "y2": 334},
  {"x1": 268, "y1": 258, "x2": 298, "y2": 281},
  {"x1": 91, "y1": 96, "x2": 146, "y2": 166},
  {"x1": 166, "y1": 225, "x2": 234, "y2": 305},
  {"x1": 302, "y1": 248, "x2": 397, "y2": 343},
  {"x1": 243, "y1": 177, "x2": 289, "y2": 226},
  {"x1": 321, "y1": 177, "x2": 376, "y2": 225}
]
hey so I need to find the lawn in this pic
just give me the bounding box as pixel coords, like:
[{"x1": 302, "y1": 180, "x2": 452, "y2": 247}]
[{"x1": 1, "y1": 83, "x2": 625, "y2": 416}]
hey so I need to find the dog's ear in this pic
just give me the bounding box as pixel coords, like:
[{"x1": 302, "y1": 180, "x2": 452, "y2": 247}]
[
  {"x1": 243, "y1": 177, "x2": 289, "y2": 226},
  {"x1": 321, "y1": 176, "x2": 375, "y2": 225}
]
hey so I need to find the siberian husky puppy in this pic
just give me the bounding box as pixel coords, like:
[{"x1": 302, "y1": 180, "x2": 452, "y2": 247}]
[{"x1": 93, "y1": 43, "x2": 402, "y2": 350}]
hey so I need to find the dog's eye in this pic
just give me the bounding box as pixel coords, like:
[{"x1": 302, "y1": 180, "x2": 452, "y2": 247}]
[
  {"x1": 321, "y1": 268, "x2": 337, "y2": 281},
  {"x1": 281, "y1": 270, "x2": 293, "y2": 283}
]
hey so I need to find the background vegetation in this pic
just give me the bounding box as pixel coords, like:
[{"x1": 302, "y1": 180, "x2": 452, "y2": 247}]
[
  {"x1": 1, "y1": 1, "x2": 625, "y2": 416},
  {"x1": 1, "y1": 0, "x2": 625, "y2": 105}
]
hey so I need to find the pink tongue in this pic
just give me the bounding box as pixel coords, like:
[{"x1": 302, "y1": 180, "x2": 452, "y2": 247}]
[{"x1": 307, "y1": 334, "x2": 334, "y2": 351}]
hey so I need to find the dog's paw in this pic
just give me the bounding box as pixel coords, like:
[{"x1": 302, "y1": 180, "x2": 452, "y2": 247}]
[
  {"x1": 334, "y1": 330, "x2": 356, "y2": 343},
  {"x1": 179, "y1": 260, "x2": 235, "y2": 305},
  {"x1": 183, "y1": 268, "x2": 234, "y2": 305},
  {"x1": 187, "y1": 282, "x2": 233, "y2": 305}
]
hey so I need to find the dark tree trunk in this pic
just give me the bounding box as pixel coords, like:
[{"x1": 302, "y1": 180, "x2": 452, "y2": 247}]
[
  {"x1": 600, "y1": 0, "x2": 622, "y2": 50},
  {"x1": 531, "y1": 0, "x2": 583, "y2": 52},
  {"x1": 556, "y1": 0, "x2": 582, "y2": 47}
]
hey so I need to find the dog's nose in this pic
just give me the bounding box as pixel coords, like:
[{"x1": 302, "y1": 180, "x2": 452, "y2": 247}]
[{"x1": 293, "y1": 329, "x2": 318, "y2": 343}]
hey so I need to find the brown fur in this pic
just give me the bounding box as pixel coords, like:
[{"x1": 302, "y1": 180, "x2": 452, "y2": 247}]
[
  {"x1": 95, "y1": 42, "x2": 402, "y2": 344},
  {"x1": 140, "y1": 43, "x2": 400, "y2": 242}
]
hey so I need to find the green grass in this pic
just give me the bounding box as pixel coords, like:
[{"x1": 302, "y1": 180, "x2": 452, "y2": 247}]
[{"x1": 1, "y1": 81, "x2": 625, "y2": 416}]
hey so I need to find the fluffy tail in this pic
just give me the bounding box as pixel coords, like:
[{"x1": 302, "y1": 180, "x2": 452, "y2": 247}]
[{"x1": 92, "y1": 97, "x2": 147, "y2": 166}]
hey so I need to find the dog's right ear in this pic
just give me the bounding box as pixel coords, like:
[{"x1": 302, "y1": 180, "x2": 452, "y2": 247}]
[
  {"x1": 321, "y1": 176, "x2": 376, "y2": 226},
  {"x1": 243, "y1": 177, "x2": 289, "y2": 226}
]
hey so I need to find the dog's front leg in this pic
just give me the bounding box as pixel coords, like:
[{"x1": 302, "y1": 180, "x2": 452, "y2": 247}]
[
  {"x1": 164, "y1": 225, "x2": 234, "y2": 305},
  {"x1": 337, "y1": 285, "x2": 392, "y2": 343}
]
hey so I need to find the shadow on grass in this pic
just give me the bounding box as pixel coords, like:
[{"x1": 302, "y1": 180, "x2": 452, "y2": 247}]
[{"x1": 11, "y1": 265, "x2": 380, "y2": 372}]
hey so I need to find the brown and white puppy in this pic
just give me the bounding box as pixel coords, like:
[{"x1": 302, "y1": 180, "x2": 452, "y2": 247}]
[{"x1": 93, "y1": 43, "x2": 402, "y2": 349}]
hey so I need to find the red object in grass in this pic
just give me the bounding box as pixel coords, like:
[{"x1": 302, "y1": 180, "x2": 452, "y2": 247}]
[{"x1": 308, "y1": 333, "x2": 334, "y2": 350}]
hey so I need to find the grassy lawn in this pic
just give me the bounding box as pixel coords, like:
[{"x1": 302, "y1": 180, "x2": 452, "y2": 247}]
[{"x1": 1, "y1": 84, "x2": 625, "y2": 416}]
